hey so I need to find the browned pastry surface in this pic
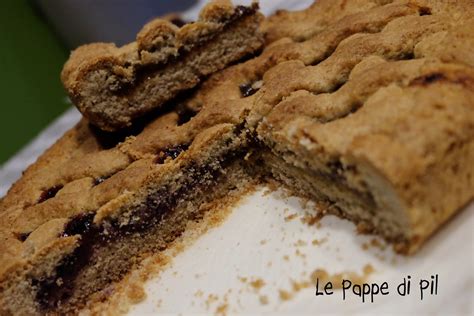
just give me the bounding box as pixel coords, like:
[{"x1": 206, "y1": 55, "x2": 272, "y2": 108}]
[
  {"x1": 61, "y1": 0, "x2": 263, "y2": 131},
  {"x1": 1, "y1": 0, "x2": 474, "y2": 314},
  {"x1": 250, "y1": 0, "x2": 474, "y2": 252}
]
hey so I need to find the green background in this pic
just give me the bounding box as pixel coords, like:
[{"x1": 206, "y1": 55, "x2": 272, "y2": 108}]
[{"x1": 0, "y1": 0, "x2": 69, "y2": 164}]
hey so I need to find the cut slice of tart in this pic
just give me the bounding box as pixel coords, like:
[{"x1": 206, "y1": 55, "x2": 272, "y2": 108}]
[{"x1": 61, "y1": 0, "x2": 263, "y2": 132}]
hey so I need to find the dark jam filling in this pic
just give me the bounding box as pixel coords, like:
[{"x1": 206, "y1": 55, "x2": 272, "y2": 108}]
[
  {"x1": 16, "y1": 232, "x2": 31, "y2": 242},
  {"x1": 410, "y1": 72, "x2": 446, "y2": 86},
  {"x1": 176, "y1": 106, "x2": 198, "y2": 126},
  {"x1": 155, "y1": 144, "x2": 190, "y2": 164},
  {"x1": 169, "y1": 17, "x2": 187, "y2": 27},
  {"x1": 239, "y1": 83, "x2": 259, "y2": 97},
  {"x1": 311, "y1": 160, "x2": 376, "y2": 211},
  {"x1": 37, "y1": 185, "x2": 64, "y2": 204},
  {"x1": 93, "y1": 175, "x2": 112, "y2": 186},
  {"x1": 232, "y1": 4, "x2": 259, "y2": 21},
  {"x1": 89, "y1": 122, "x2": 146, "y2": 149},
  {"x1": 419, "y1": 6, "x2": 432, "y2": 16},
  {"x1": 33, "y1": 213, "x2": 98, "y2": 310},
  {"x1": 33, "y1": 148, "x2": 246, "y2": 310}
]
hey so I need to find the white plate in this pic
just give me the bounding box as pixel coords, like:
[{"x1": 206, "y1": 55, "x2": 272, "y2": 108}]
[{"x1": 129, "y1": 187, "x2": 473, "y2": 315}]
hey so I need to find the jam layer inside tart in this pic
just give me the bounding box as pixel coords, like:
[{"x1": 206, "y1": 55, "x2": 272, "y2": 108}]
[{"x1": 32, "y1": 147, "x2": 247, "y2": 311}]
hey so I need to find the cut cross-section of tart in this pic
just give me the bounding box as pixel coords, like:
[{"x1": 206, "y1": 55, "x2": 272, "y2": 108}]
[{"x1": 0, "y1": 113, "x2": 255, "y2": 314}]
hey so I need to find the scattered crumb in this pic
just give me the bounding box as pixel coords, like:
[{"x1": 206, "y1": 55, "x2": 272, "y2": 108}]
[
  {"x1": 370, "y1": 238, "x2": 387, "y2": 250},
  {"x1": 284, "y1": 213, "x2": 298, "y2": 222},
  {"x1": 283, "y1": 255, "x2": 290, "y2": 261},
  {"x1": 295, "y1": 249, "x2": 306, "y2": 259},
  {"x1": 279, "y1": 289, "x2": 293, "y2": 301},
  {"x1": 205, "y1": 294, "x2": 219, "y2": 309},
  {"x1": 238, "y1": 277, "x2": 248, "y2": 283},
  {"x1": 294, "y1": 239, "x2": 307, "y2": 247},
  {"x1": 274, "y1": 264, "x2": 376, "y2": 304},
  {"x1": 156, "y1": 299, "x2": 162, "y2": 308},
  {"x1": 260, "y1": 239, "x2": 267, "y2": 245},
  {"x1": 300, "y1": 211, "x2": 324, "y2": 226},
  {"x1": 259, "y1": 295, "x2": 269, "y2": 305},
  {"x1": 194, "y1": 290, "x2": 204, "y2": 298},
  {"x1": 310, "y1": 264, "x2": 375, "y2": 288},
  {"x1": 291, "y1": 279, "x2": 311, "y2": 292},
  {"x1": 363, "y1": 264, "x2": 375, "y2": 275},
  {"x1": 267, "y1": 261, "x2": 272, "y2": 267},
  {"x1": 250, "y1": 278, "x2": 266, "y2": 291},
  {"x1": 312, "y1": 237, "x2": 327, "y2": 246},
  {"x1": 215, "y1": 303, "x2": 228, "y2": 316},
  {"x1": 362, "y1": 238, "x2": 387, "y2": 252}
]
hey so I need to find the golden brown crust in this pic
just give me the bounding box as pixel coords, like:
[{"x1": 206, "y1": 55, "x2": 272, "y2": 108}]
[
  {"x1": 1, "y1": 0, "x2": 474, "y2": 313},
  {"x1": 252, "y1": 0, "x2": 474, "y2": 252},
  {"x1": 2, "y1": 0, "x2": 471, "y2": 278},
  {"x1": 261, "y1": 0, "x2": 393, "y2": 44}
]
